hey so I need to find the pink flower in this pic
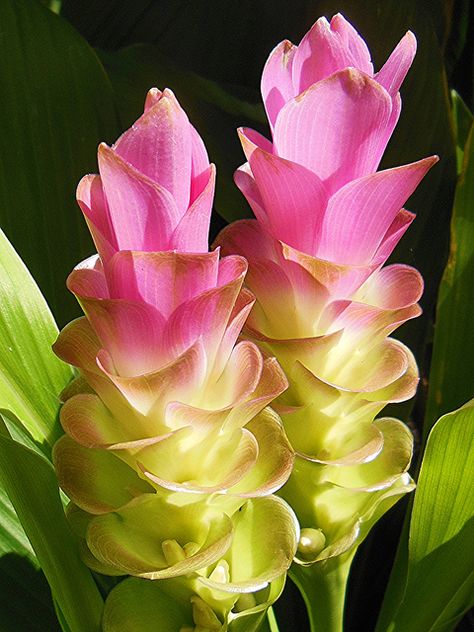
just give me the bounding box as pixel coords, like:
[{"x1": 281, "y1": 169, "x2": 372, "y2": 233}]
[
  {"x1": 235, "y1": 14, "x2": 437, "y2": 267},
  {"x1": 77, "y1": 88, "x2": 215, "y2": 261},
  {"x1": 53, "y1": 89, "x2": 298, "y2": 604},
  {"x1": 215, "y1": 15, "x2": 433, "y2": 564}
]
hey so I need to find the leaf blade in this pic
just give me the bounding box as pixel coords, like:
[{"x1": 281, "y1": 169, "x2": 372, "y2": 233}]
[
  {"x1": 0, "y1": 418, "x2": 104, "y2": 632},
  {"x1": 378, "y1": 402, "x2": 474, "y2": 632},
  {"x1": 0, "y1": 228, "x2": 73, "y2": 448}
]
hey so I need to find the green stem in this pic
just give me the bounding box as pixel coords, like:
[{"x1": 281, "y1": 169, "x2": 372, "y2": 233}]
[
  {"x1": 266, "y1": 607, "x2": 280, "y2": 632},
  {"x1": 290, "y1": 551, "x2": 356, "y2": 632}
]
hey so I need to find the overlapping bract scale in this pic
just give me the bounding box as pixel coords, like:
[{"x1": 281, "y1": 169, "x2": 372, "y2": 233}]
[
  {"x1": 216, "y1": 14, "x2": 433, "y2": 564},
  {"x1": 53, "y1": 88, "x2": 298, "y2": 630}
]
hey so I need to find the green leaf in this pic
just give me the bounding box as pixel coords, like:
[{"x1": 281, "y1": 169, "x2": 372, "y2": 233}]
[
  {"x1": 0, "y1": 227, "x2": 73, "y2": 449},
  {"x1": 0, "y1": 417, "x2": 104, "y2": 632},
  {"x1": 451, "y1": 90, "x2": 474, "y2": 174},
  {"x1": 378, "y1": 401, "x2": 474, "y2": 632},
  {"x1": 424, "y1": 121, "x2": 474, "y2": 436},
  {"x1": 0, "y1": 411, "x2": 60, "y2": 629},
  {"x1": 0, "y1": 0, "x2": 119, "y2": 326}
]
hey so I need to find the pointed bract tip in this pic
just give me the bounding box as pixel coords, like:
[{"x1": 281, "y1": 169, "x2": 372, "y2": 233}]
[
  {"x1": 421, "y1": 155, "x2": 439, "y2": 171},
  {"x1": 330, "y1": 12, "x2": 348, "y2": 26},
  {"x1": 144, "y1": 87, "x2": 162, "y2": 111},
  {"x1": 97, "y1": 142, "x2": 114, "y2": 165},
  {"x1": 76, "y1": 173, "x2": 95, "y2": 200},
  {"x1": 406, "y1": 30, "x2": 417, "y2": 44},
  {"x1": 162, "y1": 87, "x2": 177, "y2": 101},
  {"x1": 315, "y1": 15, "x2": 330, "y2": 28}
]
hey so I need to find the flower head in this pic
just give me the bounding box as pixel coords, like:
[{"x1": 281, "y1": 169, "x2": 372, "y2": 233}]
[
  {"x1": 77, "y1": 88, "x2": 215, "y2": 260},
  {"x1": 53, "y1": 89, "x2": 298, "y2": 625},
  {"x1": 235, "y1": 14, "x2": 437, "y2": 267},
  {"x1": 216, "y1": 14, "x2": 431, "y2": 563}
]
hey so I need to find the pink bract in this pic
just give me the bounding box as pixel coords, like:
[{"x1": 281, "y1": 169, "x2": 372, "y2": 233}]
[
  {"x1": 77, "y1": 88, "x2": 215, "y2": 260},
  {"x1": 53, "y1": 88, "x2": 298, "y2": 604},
  {"x1": 215, "y1": 13, "x2": 431, "y2": 564},
  {"x1": 236, "y1": 14, "x2": 437, "y2": 266}
]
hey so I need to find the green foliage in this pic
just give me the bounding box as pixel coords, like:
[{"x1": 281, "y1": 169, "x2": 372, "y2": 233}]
[
  {"x1": 0, "y1": 418, "x2": 104, "y2": 631},
  {"x1": 378, "y1": 402, "x2": 474, "y2": 631},
  {"x1": 0, "y1": 228, "x2": 72, "y2": 448},
  {"x1": 451, "y1": 91, "x2": 474, "y2": 173},
  {"x1": 0, "y1": 0, "x2": 119, "y2": 326},
  {"x1": 0, "y1": 486, "x2": 60, "y2": 631},
  {"x1": 425, "y1": 118, "x2": 474, "y2": 436}
]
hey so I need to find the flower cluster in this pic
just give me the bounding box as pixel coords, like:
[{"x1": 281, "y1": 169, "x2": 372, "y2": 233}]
[
  {"x1": 53, "y1": 14, "x2": 437, "y2": 630},
  {"x1": 216, "y1": 14, "x2": 437, "y2": 563},
  {"x1": 53, "y1": 88, "x2": 298, "y2": 630}
]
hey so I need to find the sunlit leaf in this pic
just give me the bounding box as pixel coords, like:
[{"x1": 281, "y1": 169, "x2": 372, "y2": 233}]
[
  {"x1": 0, "y1": 417, "x2": 104, "y2": 632},
  {"x1": 0, "y1": 484, "x2": 60, "y2": 631},
  {"x1": 378, "y1": 401, "x2": 474, "y2": 632},
  {"x1": 0, "y1": 228, "x2": 73, "y2": 449}
]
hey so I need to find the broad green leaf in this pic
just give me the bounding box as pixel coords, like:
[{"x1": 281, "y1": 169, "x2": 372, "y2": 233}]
[
  {"x1": 0, "y1": 485, "x2": 36, "y2": 562},
  {"x1": 379, "y1": 401, "x2": 474, "y2": 632},
  {"x1": 99, "y1": 45, "x2": 263, "y2": 223},
  {"x1": 0, "y1": 418, "x2": 104, "y2": 632},
  {"x1": 424, "y1": 121, "x2": 474, "y2": 436},
  {"x1": 0, "y1": 228, "x2": 72, "y2": 449},
  {"x1": 0, "y1": 0, "x2": 119, "y2": 326}
]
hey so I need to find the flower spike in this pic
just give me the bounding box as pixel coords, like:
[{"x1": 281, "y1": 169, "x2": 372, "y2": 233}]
[
  {"x1": 216, "y1": 13, "x2": 435, "y2": 574},
  {"x1": 54, "y1": 88, "x2": 298, "y2": 629}
]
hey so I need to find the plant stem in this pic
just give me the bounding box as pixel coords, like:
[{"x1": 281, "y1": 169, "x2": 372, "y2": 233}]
[
  {"x1": 266, "y1": 607, "x2": 280, "y2": 632},
  {"x1": 290, "y1": 551, "x2": 356, "y2": 632}
]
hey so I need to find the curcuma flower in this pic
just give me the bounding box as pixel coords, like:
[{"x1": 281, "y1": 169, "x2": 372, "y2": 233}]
[
  {"x1": 53, "y1": 88, "x2": 298, "y2": 630},
  {"x1": 216, "y1": 15, "x2": 438, "y2": 565}
]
